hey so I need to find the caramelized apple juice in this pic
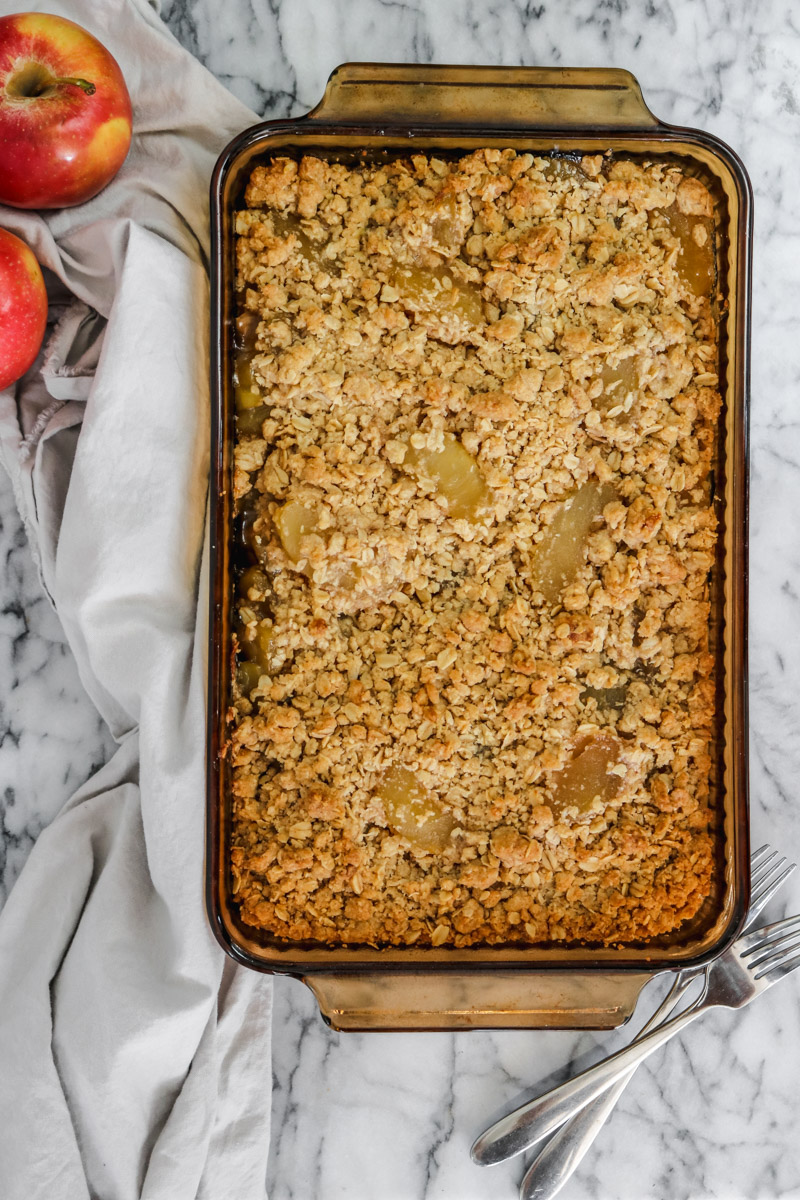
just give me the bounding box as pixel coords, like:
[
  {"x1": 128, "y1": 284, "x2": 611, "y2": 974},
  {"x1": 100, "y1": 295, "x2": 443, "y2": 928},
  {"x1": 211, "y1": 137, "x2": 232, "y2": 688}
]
[{"x1": 228, "y1": 150, "x2": 720, "y2": 948}]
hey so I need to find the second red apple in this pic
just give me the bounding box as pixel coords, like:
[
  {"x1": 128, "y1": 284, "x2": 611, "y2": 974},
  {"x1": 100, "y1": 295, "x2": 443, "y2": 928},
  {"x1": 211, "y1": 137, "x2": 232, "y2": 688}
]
[{"x1": 0, "y1": 229, "x2": 48, "y2": 391}]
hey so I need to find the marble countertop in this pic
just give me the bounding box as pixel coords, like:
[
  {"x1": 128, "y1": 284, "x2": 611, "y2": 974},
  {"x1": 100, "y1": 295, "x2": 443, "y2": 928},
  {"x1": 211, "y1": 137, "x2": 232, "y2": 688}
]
[{"x1": 3, "y1": 0, "x2": 800, "y2": 1196}]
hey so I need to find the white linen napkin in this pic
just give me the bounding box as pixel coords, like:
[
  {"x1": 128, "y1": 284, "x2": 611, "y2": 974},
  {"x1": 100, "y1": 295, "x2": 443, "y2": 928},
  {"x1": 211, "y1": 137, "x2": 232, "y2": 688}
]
[{"x1": 0, "y1": 2, "x2": 276, "y2": 1197}]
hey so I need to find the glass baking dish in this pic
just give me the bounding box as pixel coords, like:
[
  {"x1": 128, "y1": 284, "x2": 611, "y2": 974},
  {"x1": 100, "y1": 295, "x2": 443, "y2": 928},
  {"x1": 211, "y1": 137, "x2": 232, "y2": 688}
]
[{"x1": 207, "y1": 64, "x2": 751, "y2": 1031}]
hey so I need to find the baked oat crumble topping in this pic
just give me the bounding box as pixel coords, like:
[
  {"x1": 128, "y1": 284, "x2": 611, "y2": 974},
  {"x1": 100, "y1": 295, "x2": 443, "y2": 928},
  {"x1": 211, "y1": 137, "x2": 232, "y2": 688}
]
[{"x1": 227, "y1": 149, "x2": 721, "y2": 948}]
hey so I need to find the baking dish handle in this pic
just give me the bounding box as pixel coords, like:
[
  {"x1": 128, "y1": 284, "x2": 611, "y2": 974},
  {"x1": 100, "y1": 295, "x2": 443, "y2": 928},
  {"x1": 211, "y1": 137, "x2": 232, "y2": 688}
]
[
  {"x1": 308, "y1": 63, "x2": 659, "y2": 130},
  {"x1": 304, "y1": 969, "x2": 653, "y2": 1032}
]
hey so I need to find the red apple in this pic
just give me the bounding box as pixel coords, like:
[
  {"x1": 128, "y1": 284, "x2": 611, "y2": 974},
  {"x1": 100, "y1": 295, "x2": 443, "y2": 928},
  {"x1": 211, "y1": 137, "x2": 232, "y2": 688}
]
[
  {"x1": 0, "y1": 13, "x2": 132, "y2": 209},
  {"x1": 0, "y1": 228, "x2": 47, "y2": 390}
]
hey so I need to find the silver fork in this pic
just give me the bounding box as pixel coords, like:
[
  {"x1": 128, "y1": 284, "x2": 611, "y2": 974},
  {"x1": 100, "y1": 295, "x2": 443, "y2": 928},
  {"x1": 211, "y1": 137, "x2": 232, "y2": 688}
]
[
  {"x1": 471, "y1": 845, "x2": 785, "y2": 1172},
  {"x1": 472, "y1": 911, "x2": 800, "y2": 1168},
  {"x1": 516, "y1": 846, "x2": 796, "y2": 1200}
]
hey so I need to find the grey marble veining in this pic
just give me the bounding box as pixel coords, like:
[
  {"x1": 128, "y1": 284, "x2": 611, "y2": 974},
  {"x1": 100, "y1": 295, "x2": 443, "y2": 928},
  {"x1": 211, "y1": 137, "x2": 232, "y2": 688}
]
[{"x1": 2, "y1": 0, "x2": 800, "y2": 1197}]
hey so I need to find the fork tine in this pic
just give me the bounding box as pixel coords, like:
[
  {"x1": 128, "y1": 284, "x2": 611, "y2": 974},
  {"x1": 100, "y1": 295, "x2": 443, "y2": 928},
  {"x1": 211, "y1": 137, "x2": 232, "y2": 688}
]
[
  {"x1": 750, "y1": 844, "x2": 771, "y2": 868},
  {"x1": 747, "y1": 928, "x2": 800, "y2": 970},
  {"x1": 749, "y1": 861, "x2": 796, "y2": 911},
  {"x1": 750, "y1": 852, "x2": 781, "y2": 889},
  {"x1": 754, "y1": 950, "x2": 800, "y2": 983},
  {"x1": 750, "y1": 851, "x2": 785, "y2": 885},
  {"x1": 737, "y1": 915, "x2": 800, "y2": 955}
]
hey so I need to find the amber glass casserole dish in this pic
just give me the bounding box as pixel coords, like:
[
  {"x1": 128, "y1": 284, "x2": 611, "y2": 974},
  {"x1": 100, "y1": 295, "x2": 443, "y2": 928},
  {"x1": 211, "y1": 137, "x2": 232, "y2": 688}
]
[{"x1": 208, "y1": 65, "x2": 751, "y2": 1030}]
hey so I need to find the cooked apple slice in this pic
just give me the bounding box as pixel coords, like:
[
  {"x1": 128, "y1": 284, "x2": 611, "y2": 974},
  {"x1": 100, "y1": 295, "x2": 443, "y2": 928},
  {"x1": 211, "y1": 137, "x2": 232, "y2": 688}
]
[
  {"x1": 406, "y1": 436, "x2": 490, "y2": 521},
  {"x1": 544, "y1": 157, "x2": 586, "y2": 183},
  {"x1": 598, "y1": 357, "x2": 637, "y2": 407},
  {"x1": 234, "y1": 353, "x2": 263, "y2": 410},
  {"x1": 238, "y1": 618, "x2": 274, "y2": 671},
  {"x1": 236, "y1": 403, "x2": 270, "y2": 435},
  {"x1": 431, "y1": 193, "x2": 460, "y2": 251},
  {"x1": 235, "y1": 310, "x2": 259, "y2": 349},
  {"x1": 236, "y1": 660, "x2": 263, "y2": 696},
  {"x1": 550, "y1": 733, "x2": 622, "y2": 815},
  {"x1": 274, "y1": 501, "x2": 320, "y2": 562},
  {"x1": 270, "y1": 213, "x2": 326, "y2": 270},
  {"x1": 389, "y1": 262, "x2": 483, "y2": 325},
  {"x1": 654, "y1": 204, "x2": 714, "y2": 297},
  {"x1": 238, "y1": 566, "x2": 270, "y2": 600},
  {"x1": 378, "y1": 765, "x2": 455, "y2": 853},
  {"x1": 532, "y1": 482, "x2": 616, "y2": 603},
  {"x1": 581, "y1": 684, "x2": 628, "y2": 711},
  {"x1": 235, "y1": 353, "x2": 253, "y2": 389},
  {"x1": 251, "y1": 621, "x2": 274, "y2": 670}
]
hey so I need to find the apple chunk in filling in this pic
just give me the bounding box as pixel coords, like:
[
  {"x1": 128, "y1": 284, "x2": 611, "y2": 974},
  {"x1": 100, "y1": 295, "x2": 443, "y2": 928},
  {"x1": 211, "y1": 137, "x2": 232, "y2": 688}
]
[
  {"x1": 549, "y1": 734, "x2": 623, "y2": 816},
  {"x1": 532, "y1": 482, "x2": 616, "y2": 603},
  {"x1": 377, "y1": 766, "x2": 455, "y2": 853},
  {"x1": 405, "y1": 436, "x2": 491, "y2": 521}
]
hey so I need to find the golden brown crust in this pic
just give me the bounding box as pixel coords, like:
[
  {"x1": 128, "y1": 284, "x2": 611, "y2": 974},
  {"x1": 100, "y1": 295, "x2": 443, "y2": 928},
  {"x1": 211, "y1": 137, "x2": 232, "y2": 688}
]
[{"x1": 229, "y1": 150, "x2": 720, "y2": 949}]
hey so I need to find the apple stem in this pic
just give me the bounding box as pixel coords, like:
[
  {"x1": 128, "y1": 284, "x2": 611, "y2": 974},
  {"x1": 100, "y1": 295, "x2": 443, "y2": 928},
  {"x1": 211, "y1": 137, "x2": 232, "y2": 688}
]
[{"x1": 55, "y1": 76, "x2": 96, "y2": 96}]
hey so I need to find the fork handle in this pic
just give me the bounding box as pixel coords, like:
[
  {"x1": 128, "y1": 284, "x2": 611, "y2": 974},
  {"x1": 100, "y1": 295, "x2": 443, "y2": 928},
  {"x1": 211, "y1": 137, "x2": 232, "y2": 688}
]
[
  {"x1": 519, "y1": 972, "x2": 699, "y2": 1200},
  {"x1": 471, "y1": 1003, "x2": 704, "y2": 1166},
  {"x1": 519, "y1": 1073, "x2": 636, "y2": 1200}
]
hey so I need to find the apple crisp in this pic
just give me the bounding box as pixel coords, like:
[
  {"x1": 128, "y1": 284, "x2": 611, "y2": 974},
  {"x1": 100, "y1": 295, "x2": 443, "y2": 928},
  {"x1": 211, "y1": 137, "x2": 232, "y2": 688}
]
[{"x1": 228, "y1": 149, "x2": 721, "y2": 948}]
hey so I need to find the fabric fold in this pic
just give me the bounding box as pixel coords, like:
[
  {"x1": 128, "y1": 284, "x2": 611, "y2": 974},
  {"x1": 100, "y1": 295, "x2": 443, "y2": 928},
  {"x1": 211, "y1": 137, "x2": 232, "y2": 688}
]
[{"x1": 0, "y1": 1, "x2": 274, "y2": 1197}]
